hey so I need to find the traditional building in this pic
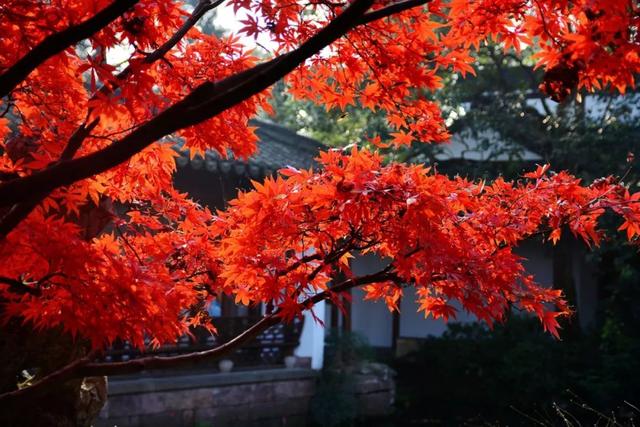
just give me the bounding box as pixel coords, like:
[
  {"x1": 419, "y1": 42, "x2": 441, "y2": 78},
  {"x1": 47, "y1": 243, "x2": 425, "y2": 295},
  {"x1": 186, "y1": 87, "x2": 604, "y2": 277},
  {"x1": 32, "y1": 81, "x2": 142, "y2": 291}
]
[
  {"x1": 96, "y1": 119, "x2": 333, "y2": 427},
  {"x1": 96, "y1": 116, "x2": 602, "y2": 426}
]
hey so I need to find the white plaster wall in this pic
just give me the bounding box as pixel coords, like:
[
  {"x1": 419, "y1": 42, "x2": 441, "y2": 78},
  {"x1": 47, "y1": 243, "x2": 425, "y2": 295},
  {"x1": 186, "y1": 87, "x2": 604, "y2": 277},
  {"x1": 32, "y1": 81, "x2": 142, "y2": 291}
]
[
  {"x1": 397, "y1": 240, "x2": 553, "y2": 339},
  {"x1": 348, "y1": 240, "x2": 556, "y2": 342},
  {"x1": 349, "y1": 253, "x2": 394, "y2": 347},
  {"x1": 516, "y1": 239, "x2": 554, "y2": 286},
  {"x1": 399, "y1": 289, "x2": 476, "y2": 339},
  {"x1": 525, "y1": 94, "x2": 640, "y2": 123},
  {"x1": 294, "y1": 301, "x2": 325, "y2": 370},
  {"x1": 350, "y1": 287, "x2": 394, "y2": 347}
]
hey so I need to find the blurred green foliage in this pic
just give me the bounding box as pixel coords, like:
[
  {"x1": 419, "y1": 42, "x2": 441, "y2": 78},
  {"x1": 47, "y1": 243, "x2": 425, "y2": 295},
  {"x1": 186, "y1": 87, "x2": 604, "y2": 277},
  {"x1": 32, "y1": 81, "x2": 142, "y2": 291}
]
[{"x1": 393, "y1": 310, "x2": 640, "y2": 425}]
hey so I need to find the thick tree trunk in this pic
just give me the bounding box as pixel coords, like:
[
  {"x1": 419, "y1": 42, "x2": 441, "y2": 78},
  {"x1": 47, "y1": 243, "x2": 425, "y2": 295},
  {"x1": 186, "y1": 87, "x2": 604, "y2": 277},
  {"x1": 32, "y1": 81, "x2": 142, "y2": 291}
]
[{"x1": 0, "y1": 321, "x2": 106, "y2": 426}]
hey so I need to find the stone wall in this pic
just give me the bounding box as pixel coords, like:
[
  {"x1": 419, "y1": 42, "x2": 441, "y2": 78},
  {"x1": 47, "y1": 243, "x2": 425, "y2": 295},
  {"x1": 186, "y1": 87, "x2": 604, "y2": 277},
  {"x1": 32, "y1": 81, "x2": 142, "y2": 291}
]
[
  {"x1": 94, "y1": 368, "x2": 317, "y2": 427},
  {"x1": 350, "y1": 363, "x2": 396, "y2": 418}
]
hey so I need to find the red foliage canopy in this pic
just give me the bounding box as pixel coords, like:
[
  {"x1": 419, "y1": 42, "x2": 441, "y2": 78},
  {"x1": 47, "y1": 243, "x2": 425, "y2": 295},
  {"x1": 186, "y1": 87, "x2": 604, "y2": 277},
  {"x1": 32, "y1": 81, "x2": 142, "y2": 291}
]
[{"x1": 0, "y1": 0, "x2": 639, "y2": 358}]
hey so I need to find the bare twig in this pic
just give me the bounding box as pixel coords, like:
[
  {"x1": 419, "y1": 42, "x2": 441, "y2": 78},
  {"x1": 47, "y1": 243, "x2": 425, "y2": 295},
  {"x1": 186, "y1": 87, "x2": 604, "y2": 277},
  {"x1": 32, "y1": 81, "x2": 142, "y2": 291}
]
[{"x1": 115, "y1": 224, "x2": 144, "y2": 265}]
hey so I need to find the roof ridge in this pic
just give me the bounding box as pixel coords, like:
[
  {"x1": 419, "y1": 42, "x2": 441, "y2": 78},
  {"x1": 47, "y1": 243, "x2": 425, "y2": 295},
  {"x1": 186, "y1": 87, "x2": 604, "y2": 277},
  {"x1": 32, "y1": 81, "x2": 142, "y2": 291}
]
[{"x1": 250, "y1": 118, "x2": 327, "y2": 152}]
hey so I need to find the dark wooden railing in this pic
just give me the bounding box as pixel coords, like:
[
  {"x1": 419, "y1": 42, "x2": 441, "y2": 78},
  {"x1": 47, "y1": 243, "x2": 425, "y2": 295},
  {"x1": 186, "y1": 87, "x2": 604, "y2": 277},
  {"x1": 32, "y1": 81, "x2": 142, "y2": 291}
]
[{"x1": 102, "y1": 316, "x2": 304, "y2": 368}]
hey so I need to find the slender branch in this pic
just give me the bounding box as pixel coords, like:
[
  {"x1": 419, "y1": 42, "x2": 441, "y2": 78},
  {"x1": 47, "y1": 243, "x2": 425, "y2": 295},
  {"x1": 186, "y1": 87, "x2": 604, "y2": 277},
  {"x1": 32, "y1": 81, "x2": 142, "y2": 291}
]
[
  {"x1": 356, "y1": 0, "x2": 431, "y2": 26},
  {"x1": 96, "y1": 0, "x2": 224, "y2": 99},
  {"x1": 305, "y1": 266, "x2": 395, "y2": 306},
  {"x1": 280, "y1": 235, "x2": 359, "y2": 280},
  {"x1": 0, "y1": 0, "x2": 138, "y2": 98},
  {"x1": 0, "y1": 268, "x2": 395, "y2": 404},
  {"x1": 78, "y1": 315, "x2": 281, "y2": 377},
  {"x1": 0, "y1": 98, "x2": 12, "y2": 118},
  {"x1": 144, "y1": 0, "x2": 224, "y2": 64},
  {"x1": 0, "y1": 316, "x2": 277, "y2": 404},
  {"x1": 115, "y1": 224, "x2": 144, "y2": 265},
  {"x1": 0, "y1": 0, "x2": 439, "y2": 208},
  {"x1": 60, "y1": 117, "x2": 101, "y2": 161},
  {"x1": 276, "y1": 253, "x2": 323, "y2": 276},
  {"x1": 79, "y1": 269, "x2": 395, "y2": 377},
  {"x1": 0, "y1": 350, "x2": 99, "y2": 406}
]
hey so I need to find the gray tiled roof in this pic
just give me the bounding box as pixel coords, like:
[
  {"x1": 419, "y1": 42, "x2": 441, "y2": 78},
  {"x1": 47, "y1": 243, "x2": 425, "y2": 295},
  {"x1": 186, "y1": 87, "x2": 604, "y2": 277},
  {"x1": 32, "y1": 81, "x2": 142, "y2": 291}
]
[
  {"x1": 434, "y1": 129, "x2": 542, "y2": 162},
  {"x1": 175, "y1": 119, "x2": 326, "y2": 178},
  {"x1": 250, "y1": 119, "x2": 326, "y2": 170},
  {"x1": 175, "y1": 118, "x2": 541, "y2": 180}
]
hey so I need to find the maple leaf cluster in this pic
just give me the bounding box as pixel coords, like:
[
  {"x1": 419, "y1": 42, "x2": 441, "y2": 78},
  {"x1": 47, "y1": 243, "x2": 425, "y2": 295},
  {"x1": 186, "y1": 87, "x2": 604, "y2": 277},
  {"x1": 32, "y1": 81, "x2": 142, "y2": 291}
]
[
  {"x1": 213, "y1": 149, "x2": 640, "y2": 338},
  {"x1": 0, "y1": 0, "x2": 638, "y2": 351},
  {"x1": 3, "y1": 147, "x2": 638, "y2": 345}
]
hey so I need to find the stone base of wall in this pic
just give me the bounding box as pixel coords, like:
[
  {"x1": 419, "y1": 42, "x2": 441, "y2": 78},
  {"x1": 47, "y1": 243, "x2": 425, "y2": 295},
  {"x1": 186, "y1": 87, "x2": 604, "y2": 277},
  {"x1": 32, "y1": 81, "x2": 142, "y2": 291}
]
[
  {"x1": 94, "y1": 368, "x2": 317, "y2": 427},
  {"x1": 347, "y1": 362, "x2": 396, "y2": 418},
  {"x1": 351, "y1": 368, "x2": 395, "y2": 417}
]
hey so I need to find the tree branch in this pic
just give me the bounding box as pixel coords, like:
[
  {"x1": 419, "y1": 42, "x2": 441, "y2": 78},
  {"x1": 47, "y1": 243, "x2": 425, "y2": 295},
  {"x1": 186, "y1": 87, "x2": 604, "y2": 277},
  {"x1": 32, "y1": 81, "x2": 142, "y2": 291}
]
[
  {"x1": 0, "y1": 0, "x2": 224, "y2": 235},
  {"x1": 0, "y1": 0, "x2": 138, "y2": 98},
  {"x1": 78, "y1": 315, "x2": 282, "y2": 377},
  {"x1": 0, "y1": 0, "x2": 438, "y2": 208},
  {"x1": 0, "y1": 316, "x2": 278, "y2": 404},
  {"x1": 144, "y1": 0, "x2": 224, "y2": 64},
  {"x1": 356, "y1": 0, "x2": 432, "y2": 26},
  {"x1": 60, "y1": 117, "x2": 102, "y2": 161},
  {"x1": 78, "y1": 270, "x2": 395, "y2": 377},
  {"x1": 0, "y1": 350, "x2": 99, "y2": 406},
  {"x1": 96, "y1": 0, "x2": 224, "y2": 99},
  {"x1": 305, "y1": 265, "x2": 395, "y2": 306},
  {"x1": 0, "y1": 276, "x2": 42, "y2": 296},
  {"x1": 0, "y1": 268, "x2": 395, "y2": 405}
]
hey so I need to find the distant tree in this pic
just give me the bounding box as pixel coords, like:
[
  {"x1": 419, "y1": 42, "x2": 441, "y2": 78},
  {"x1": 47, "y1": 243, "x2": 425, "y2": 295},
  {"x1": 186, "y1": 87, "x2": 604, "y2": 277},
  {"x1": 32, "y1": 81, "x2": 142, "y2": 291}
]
[
  {"x1": 268, "y1": 80, "x2": 391, "y2": 148},
  {"x1": 423, "y1": 44, "x2": 640, "y2": 181},
  {"x1": 0, "y1": 0, "x2": 639, "y2": 425}
]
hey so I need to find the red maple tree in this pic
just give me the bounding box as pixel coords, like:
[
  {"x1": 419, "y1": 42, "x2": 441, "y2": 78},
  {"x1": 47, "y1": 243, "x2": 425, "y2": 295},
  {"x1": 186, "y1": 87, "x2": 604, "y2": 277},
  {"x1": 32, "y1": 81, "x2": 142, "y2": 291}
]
[{"x1": 0, "y1": 0, "x2": 639, "y2": 423}]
